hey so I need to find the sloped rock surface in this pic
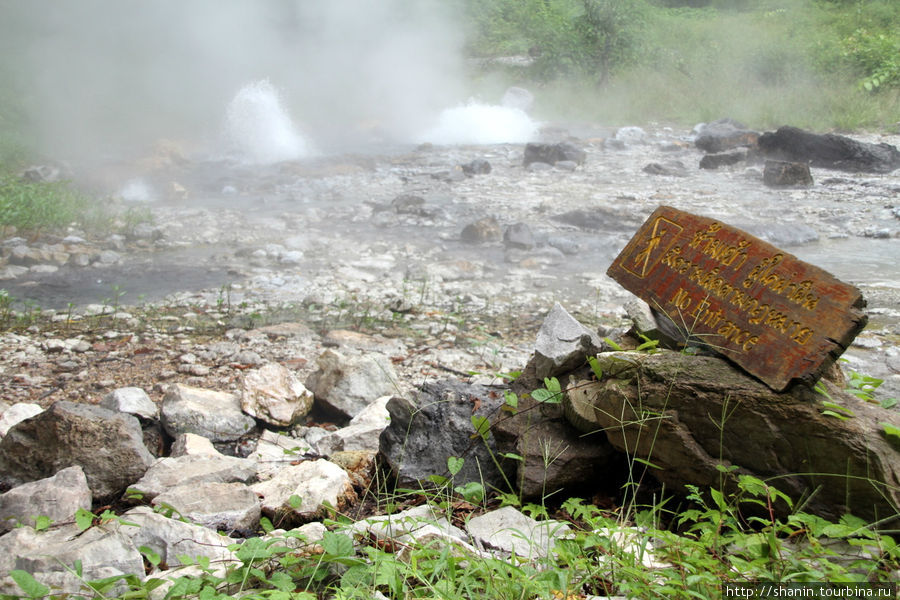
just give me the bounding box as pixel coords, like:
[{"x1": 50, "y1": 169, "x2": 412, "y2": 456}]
[
  {"x1": 121, "y1": 506, "x2": 239, "y2": 567},
  {"x1": 306, "y1": 349, "x2": 399, "y2": 419},
  {"x1": 0, "y1": 522, "x2": 143, "y2": 597},
  {"x1": 0, "y1": 401, "x2": 154, "y2": 502},
  {"x1": 532, "y1": 302, "x2": 604, "y2": 379},
  {"x1": 563, "y1": 349, "x2": 900, "y2": 521},
  {"x1": 0, "y1": 466, "x2": 91, "y2": 533},
  {"x1": 250, "y1": 459, "x2": 356, "y2": 522},
  {"x1": 758, "y1": 125, "x2": 900, "y2": 173},
  {"x1": 379, "y1": 379, "x2": 516, "y2": 491}
]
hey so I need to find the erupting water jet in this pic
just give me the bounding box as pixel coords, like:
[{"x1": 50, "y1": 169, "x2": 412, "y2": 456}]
[
  {"x1": 224, "y1": 80, "x2": 313, "y2": 164},
  {"x1": 415, "y1": 101, "x2": 539, "y2": 146}
]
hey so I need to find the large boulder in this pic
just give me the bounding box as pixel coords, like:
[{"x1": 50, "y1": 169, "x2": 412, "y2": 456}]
[
  {"x1": 758, "y1": 125, "x2": 900, "y2": 173},
  {"x1": 379, "y1": 380, "x2": 517, "y2": 492},
  {"x1": 563, "y1": 349, "x2": 900, "y2": 521},
  {"x1": 0, "y1": 401, "x2": 154, "y2": 502}
]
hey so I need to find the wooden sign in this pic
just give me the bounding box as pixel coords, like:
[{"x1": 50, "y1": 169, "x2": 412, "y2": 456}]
[{"x1": 607, "y1": 205, "x2": 867, "y2": 391}]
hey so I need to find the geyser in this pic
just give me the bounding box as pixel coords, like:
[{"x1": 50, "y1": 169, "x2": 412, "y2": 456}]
[
  {"x1": 416, "y1": 101, "x2": 539, "y2": 146},
  {"x1": 224, "y1": 80, "x2": 313, "y2": 165}
]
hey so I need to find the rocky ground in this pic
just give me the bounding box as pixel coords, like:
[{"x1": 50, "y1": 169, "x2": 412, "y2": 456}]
[
  {"x1": 1, "y1": 121, "x2": 900, "y2": 595},
  {"x1": 1, "y1": 121, "x2": 898, "y2": 407}
]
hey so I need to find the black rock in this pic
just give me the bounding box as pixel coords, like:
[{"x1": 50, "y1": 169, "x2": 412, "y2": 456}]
[
  {"x1": 378, "y1": 380, "x2": 516, "y2": 490},
  {"x1": 643, "y1": 161, "x2": 689, "y2": 177},
  {"x1": 523, "y1": 142, "x2": 586, "y2": 167},
  {"x1": 392, "y1": 194, "x2": 426, "y2": 214},
  {"x1": 758, "y1": 126, "x2": 900, "y2": 173},
  {"x1": 503, "y1": 222, "x2": 535, "y2": 250},
  {"x1": 695, "y1": 118, "x2": 759, "y2": 154},
  {"x1": 699, "y1": 151, "x2": 747, "y2": 170},
  {"x1": 763, "y1": 160, "x2": 813, "y2": 187},
  {"x1": 461, "y1": 159, "x2": 492, "y2": 176}
]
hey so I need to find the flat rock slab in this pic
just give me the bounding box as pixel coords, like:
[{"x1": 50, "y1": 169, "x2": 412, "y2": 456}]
[
  {"x1": 0, "y1": 522, "x2": 143, "y2": 596},
  {"x1": 467, "y1": 506, "x2": 571, "y2": 560},
  {"x1": 152, "y1": 481, "x2": 261, "y2": 533},
  {"x1": 607, "y1": 205, "x2": 867, "y2": 390},
  {"x1": 131, "y1": 454, "x2": 257, "y2": 500}
]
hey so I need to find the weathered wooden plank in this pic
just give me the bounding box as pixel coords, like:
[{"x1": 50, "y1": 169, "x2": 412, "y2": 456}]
[{"x1": 607, "y1": 205, "x2": 868, "y2": 391}]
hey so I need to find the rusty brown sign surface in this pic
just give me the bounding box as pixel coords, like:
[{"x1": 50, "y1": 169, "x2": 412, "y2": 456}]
[{"x1": 607, "y1": 205, "x2": 867, "y2": 391}]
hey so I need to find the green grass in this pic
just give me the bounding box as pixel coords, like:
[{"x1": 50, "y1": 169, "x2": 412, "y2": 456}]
[{"x1": 0, "y1": 174, "x2": 99, "y2": 233}]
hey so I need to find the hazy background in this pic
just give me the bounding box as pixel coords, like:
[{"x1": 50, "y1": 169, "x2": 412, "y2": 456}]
[{"x1": 0, "y1": 0, "x2": 466, "y2": 160}]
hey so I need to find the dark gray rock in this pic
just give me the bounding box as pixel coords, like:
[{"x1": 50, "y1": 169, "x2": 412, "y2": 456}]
[
  {"x1": 763, "y1": 160, "x2": 814, "y2": 187},
  {"x1": 758, "y1": 126, "x2": 900, "y2": 173},
  {"x1": 392, "y1": 194, "x2": 426, "y2": 214},
  {"x1": 461, "y1": 159, "x2": 492, "y2": 176},
  {"x1": 643, "y1": 161, "x2": 689, "y2": 177},
  {"x1": 694, "y1": 119, "x2": 759, "y2": 154},
  {"x1": 0, "y1": 401, "x2": 154, "y2": 502},
  {"x1": 699, "y1": 151, "x2": 747, "y2": 170},
  {"x1": 503, "y1": 223, "x2": 535, "y2": 250},
  {"x1": 523, "y1": 142, "x2": 586, "y2": 167},
  {"x1": 379, "y1": 380, "x2": 517, "y2": 492},
  {"x1": 461, "y1": 217, "x2": 502, "y2": 243},
  {"x1": 563, "y1": 349, "x2": 900, "y2": 522}
]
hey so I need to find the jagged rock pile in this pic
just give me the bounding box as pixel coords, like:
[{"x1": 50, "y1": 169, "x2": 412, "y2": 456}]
[{"x1": 0, "y1": 301, "x2": 898, "y2": 595}]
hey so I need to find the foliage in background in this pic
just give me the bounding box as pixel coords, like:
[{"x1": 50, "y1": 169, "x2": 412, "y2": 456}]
[{"x1": 463, "y1": 0, "x2": 900, "y2": 129}]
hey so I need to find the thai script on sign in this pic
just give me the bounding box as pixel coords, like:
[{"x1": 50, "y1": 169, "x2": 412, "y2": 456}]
[{"x1": 607, "y1": 206, "x2": 867, "y2": 390}]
